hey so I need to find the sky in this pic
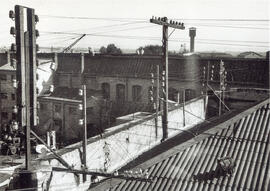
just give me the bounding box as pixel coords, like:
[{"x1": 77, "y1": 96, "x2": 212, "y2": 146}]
[{"x1": 0, "y1": 0, "x2": 269, "y2": 53}]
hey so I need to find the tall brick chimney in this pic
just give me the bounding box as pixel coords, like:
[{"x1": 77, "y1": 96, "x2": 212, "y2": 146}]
[{"x1": 189, "y1": 27, "x2": 196, "y2": 53}]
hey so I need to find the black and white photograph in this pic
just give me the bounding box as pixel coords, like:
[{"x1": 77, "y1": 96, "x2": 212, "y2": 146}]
[{"x1": 0, "y1": 0, "x2": 269, "y2": 190}]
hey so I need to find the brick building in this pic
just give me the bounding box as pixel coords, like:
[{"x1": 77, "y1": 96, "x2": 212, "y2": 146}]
[
  {"x1": 0, "y1": 52, "x2": 268, "y2": 141},
  {"x1": 54, "y1": 53, "x2": 203, "y2": 117},
  {"x1": 37, "y1": 87, "x2": 105, "y2": 143},
  {"x1": 0, "y1": 52, "x2": 16, "y2": 124},
  {"x1": 53, "y1": 53, "x2": 269, "y2": 117},
  {"x1": 0, "y1": 52, "x2": 55, "y2": 124}
]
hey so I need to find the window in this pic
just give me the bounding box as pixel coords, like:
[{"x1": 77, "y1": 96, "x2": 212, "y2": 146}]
[
  {"x1": 40, "y1": 103, "x2": 46, "y2": 111},
  {"x1": 69, "y1": 107, "x2": 76, "y2": 115},
  {"x1": 101, "y1": 83, "x2": 110, "y2": 99},
  {"x1": 132, "y1": 85, "x2": 142, "y2": 102},
  {"x1": 71, "y1": 76, "x2": 80, "y2": 88},
  {"x1": 0, "y1": 93, "x2": 8, "y2": 99},
  {"x1": 54, "y1": 104, "x2": 61, "y2": 113},
  {"x1": 0, "y1": 74, "x2": 7, "y2": 81},
  {"x1": 1, "y1": 112, "x2": 8, "y2": 119},
  {"x1": 58, "y1": 75, "x2": 69, "y2": 87},
  {"x1": 169, "y1": 88, "x2": 179, "y2": 102},
  {"x1": 11, "y1": 93, "x2": 15, "y2": 100},
  {"x1": 116, "y1": 84, "x2": 125, "y2": 102},
  {"x1": 87, "y1": 107, "x2": 94, "y2": 115}
]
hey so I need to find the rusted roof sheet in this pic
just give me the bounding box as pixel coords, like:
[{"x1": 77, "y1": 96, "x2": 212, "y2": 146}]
[{"x1": 105, "y1": 99, "x2": 270, "y2": 191}]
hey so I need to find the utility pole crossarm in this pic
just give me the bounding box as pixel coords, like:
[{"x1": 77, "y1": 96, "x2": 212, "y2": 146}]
[{"x1": 150, "y1": 17, "x2": 185, "y2": 30}]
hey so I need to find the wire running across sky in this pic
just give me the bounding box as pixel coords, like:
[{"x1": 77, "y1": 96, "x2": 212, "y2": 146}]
[
  {"x1": 39, "y1": 31, "x2": 269, "y2": 48},
  {"x1": 33, "y1": 14, "x2": 270, "y2": 51}
]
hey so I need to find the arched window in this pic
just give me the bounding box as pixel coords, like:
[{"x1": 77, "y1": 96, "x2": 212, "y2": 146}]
[
  {"x1": 168, "y1": 88, "x2": 179, "y2": 102},
  {"x1": 101, "y1": 83, "x2": 110, "y2": 99},
  {"x1": 116, "y1": 84, "x2": 125, "y2": 102},
  {"x1": 132, "y1": 85, "x2": 142, "y2": 102}
]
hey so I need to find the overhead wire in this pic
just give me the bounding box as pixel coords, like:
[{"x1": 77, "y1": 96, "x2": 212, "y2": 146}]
[
  {"x1": 39, "y1": 31, "x2": 269, "y2": 48},
  {"x1": 39, "y1": 15, "x2": 269, "y2": 22},
  {"x1": 55, "y1": 21, "x2": 148, "y2": 34},
  {"x1": 39, "y1": 15, "x2": 147, "y2": 22},
  {"x1": 185, "y1": 24, "x2": 269, "y2": 30}
]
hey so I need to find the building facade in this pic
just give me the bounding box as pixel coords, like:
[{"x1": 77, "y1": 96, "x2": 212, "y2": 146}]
[
  {"x1": 37, "y1": 87, "x2": 106, "y2": 143},
  {"x1": 0, "y1": 52, "x2": 16, "y2": 125},
  {"x1": 53, "y1": 53, "x2": 269, "y2": 117}
]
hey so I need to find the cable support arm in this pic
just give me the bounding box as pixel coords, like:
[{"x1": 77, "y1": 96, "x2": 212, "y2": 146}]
[
  {"x1": 52, "y1": 167, "x2": 153, "y2": 182},
  {"x1": 207, "y1": 84, "x2": 230, "y2": 111}
]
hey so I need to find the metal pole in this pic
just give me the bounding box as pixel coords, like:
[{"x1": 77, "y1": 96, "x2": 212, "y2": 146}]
[
  {"x1": 183, "y1": 89, "x2": 185, "y2": 127},
  {"x1": 207, "y1": 62, "x2": 210, "y2": 92},
  {"x1": 82, "y1": 84, "x2": 87, "y2": 182},
  {"x1": 155, "y1": 65, "x2": 159, "y2": 138},
  {"x1": 205, "y1": 61, "x2": 210, "y2": 114},
  {"x1": 0, "y1": 67, "x2": 2, "y2": 125},
  {"x1": 219, "y1": 86, "x2": 222, "y2": 116},
  {"x1": 162, "y1": 21, "x2": 168, "y2": 140}
]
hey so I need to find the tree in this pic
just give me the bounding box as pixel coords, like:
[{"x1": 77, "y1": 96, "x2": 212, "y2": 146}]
[
  {"x1": 137, "y1": 45, "x2": 181, "y2": 56},
  {"x1": 142, "y1": 45, "x2": 162, "y2": 55},
  {"x1": 99, "y1": 44, "x2": 122, "y2": 54},
  {"x1": 99, "y1": 46, "x2": 107, "y2": 54}
]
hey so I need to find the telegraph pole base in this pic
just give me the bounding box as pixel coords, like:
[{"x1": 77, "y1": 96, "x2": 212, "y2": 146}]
[
  {"x1": 6, "y1": 165, "x2": 52, "y2": 191},
  {"x1": 7, "y1": 168, "x2": 38, "y2": 191}
]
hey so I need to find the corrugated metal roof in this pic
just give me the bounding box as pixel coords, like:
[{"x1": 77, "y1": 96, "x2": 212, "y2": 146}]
[{"x1": 101, "y1": 99, "x2": 270, "y2": 191}]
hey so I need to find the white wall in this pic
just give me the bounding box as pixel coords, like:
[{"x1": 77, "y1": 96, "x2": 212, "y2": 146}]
[{"x1": 39, "y1": 97, "x2": 206, "y2": 191}]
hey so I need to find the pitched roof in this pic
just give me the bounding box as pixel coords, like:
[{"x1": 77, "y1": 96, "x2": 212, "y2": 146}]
[
  {"x1": 237, "y1": 51, "x2": 263, "y2": 58},
  {"x1": 92, "y1": 98, "x2": 270, "y2": 191},
  {"x1": 56, "y1": 54, "x2": 201, "y2": 81},
  {"x1": 57, "y1": 53, "x2": 82, "y2": 73}
]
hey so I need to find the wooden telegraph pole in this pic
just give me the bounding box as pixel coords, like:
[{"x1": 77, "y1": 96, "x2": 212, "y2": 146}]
[
  {"x1": 82, "y1": 84, "x2": 87, "y2": 182},
  {"x1": 150, "y1": 16, "x2": 185, "y2": 141},
  {"x1": 155, "y1": 65, "x2": 159, "y2": 138},
  {"x1": 79, "y1": 53, "x2": 88, "y2": 182},
  {"x1": 219, "y1": 60, "x2": 226, "y2": 116}
]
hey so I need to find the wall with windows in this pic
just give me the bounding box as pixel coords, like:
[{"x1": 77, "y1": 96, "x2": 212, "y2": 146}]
[
  {"x1": 0, "y1": 70, "x2": 16, "y2": 124},
  {"x1": 37, "y1": 96, "x2": 103, "y2": 142},
  {"x1": 88, "y1": 76, "x2": 199, "y2": 104},
  {"x1": 55, "y1": 73, "x2": 82, "y2": 88}
]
